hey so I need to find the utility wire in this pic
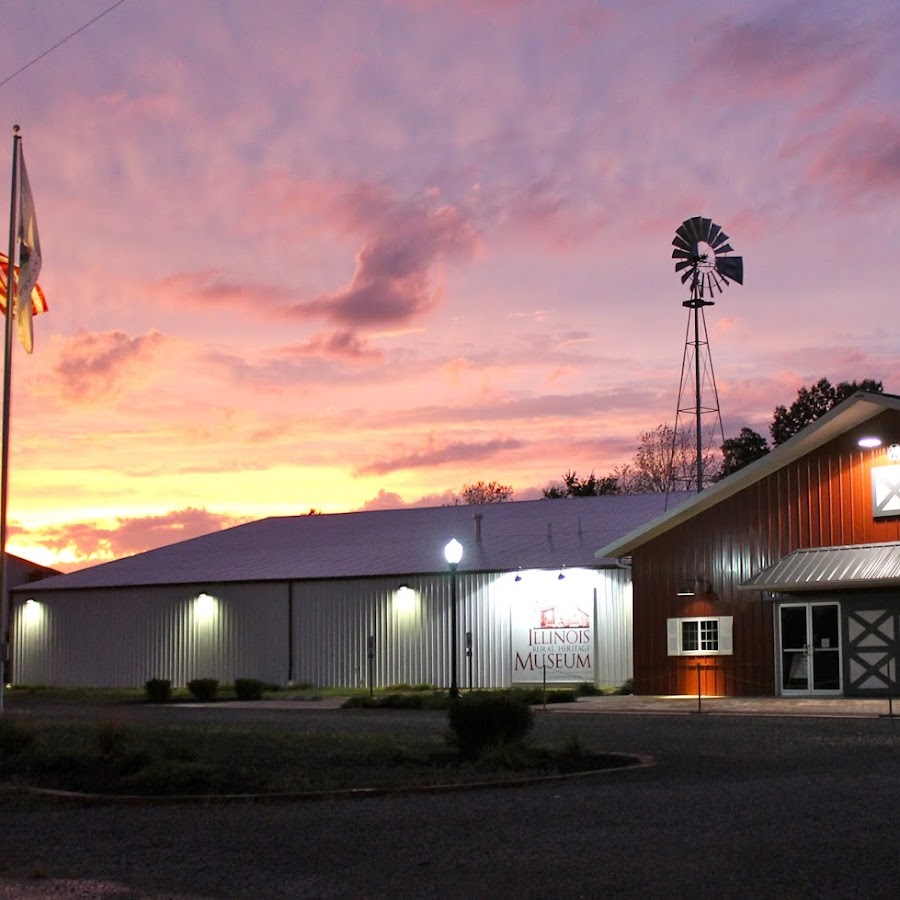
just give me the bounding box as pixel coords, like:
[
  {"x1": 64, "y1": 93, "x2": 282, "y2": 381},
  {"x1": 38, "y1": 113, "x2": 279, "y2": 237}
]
[{"x1": 0, "y1": 0, "x2": 128, "y2": 90}]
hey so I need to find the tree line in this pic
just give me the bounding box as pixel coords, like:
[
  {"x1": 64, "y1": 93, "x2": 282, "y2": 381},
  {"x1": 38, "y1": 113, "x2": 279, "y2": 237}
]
[{"x1": 459, "y1": 377, "x2": 883, "y2": 502}]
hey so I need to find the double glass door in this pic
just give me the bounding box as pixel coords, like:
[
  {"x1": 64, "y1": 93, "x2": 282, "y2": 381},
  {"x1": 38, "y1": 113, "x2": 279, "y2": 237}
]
[{"x1": 779, "y1": 602, "x2": 841, "y2": 694}]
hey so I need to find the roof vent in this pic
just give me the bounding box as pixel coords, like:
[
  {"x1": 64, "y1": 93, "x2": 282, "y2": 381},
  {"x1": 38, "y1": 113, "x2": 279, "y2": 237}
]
[{"x1": 473, "y1": 513, "x2": 483, "y2": 543}]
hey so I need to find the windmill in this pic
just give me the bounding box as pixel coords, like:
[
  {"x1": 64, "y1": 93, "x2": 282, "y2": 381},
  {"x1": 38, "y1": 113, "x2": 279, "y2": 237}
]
[{"x1": 670, "y1": 215, "x2": 743, "y2": 493}]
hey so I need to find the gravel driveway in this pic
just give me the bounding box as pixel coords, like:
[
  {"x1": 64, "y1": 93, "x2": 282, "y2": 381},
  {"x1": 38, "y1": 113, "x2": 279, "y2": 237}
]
[{"x1": 2, "y1": 699, "x2": 899, "y2": 898}]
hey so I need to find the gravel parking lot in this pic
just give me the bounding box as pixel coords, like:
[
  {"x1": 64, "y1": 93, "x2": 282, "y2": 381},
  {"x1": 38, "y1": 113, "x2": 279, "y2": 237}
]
[{"x1": 2, "y1": 698, "x2": 899, "y2": 898}]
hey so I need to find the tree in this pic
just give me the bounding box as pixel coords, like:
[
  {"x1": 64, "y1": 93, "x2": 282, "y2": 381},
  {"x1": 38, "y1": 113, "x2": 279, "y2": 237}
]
[
  {"x1": 543, "y1": 470, "x2": 620, "y2": 499},
  {"x1": 614, "y1": 423, "x2": 720, "y2": 493},
  {"x1": 719, "y1": 427, "x2": 770, "y2": 478},
  {"x1": 460, "y1": 480, "x2": 514, "y2": 504},
  {"x1": 770, "y1": 378, "x2": 883, "y2": 446}
]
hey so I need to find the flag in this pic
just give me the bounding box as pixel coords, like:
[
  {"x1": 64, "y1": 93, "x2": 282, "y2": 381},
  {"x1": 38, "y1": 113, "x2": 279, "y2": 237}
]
[
  {"x1": 14, "y1": 147, "x2": 42, "y2": 353},
  {"x1": 0, "y1": 253, "x2": 47, "y2": 317}
]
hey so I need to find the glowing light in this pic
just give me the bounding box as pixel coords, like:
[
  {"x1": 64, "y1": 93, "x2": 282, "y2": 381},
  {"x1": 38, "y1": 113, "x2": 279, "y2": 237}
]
[
  {"x1": 444, "y1": 538, "x2": 463, "y2": 566},
  {"x1": 395, "y1": 585, "x2": 416, "y2": 614},
  {"x1": 194, "y1": 592, "x2": 216, "y2": 621},
  {"x1": 889, "y1": 444, "x2": 900, "y2": 461},
  {"x1": 23, "y1": 598, "x2": 42, "y2": 625},
  {"x1": 858, "y1": 436, "x2": 882, "y2": 448}
]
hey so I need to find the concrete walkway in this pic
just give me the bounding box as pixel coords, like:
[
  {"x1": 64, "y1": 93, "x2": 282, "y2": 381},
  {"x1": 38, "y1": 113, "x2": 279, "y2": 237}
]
[{"x1": 555, "y1": 693, "x2": 900, "y2": 717}]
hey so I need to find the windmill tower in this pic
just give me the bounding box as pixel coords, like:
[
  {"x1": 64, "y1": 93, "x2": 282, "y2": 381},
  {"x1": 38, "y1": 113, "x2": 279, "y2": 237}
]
[{"x1": 670, "y1": 216, "x2": 743, "y2": 493}]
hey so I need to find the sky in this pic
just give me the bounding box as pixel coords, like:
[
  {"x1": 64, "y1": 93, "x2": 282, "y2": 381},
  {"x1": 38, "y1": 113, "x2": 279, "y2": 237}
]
[{"x1": 0, "y1": 0, "x2": 898, "y2": 572}]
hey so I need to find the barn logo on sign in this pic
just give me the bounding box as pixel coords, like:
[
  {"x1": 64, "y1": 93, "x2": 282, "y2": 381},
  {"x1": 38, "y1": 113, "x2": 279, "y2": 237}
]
[{"x1": 512, "y1": 593, "x2": 593, "y2": 682}]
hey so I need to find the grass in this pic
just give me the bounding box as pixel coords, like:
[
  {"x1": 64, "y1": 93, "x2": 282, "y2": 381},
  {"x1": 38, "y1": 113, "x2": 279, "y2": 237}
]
[
  {"x1": 0, "y1": 716, "x2": 625, "y2": 796},
  {"x1": 0, "y1": 702, "x2": 636, "y2": 798}
]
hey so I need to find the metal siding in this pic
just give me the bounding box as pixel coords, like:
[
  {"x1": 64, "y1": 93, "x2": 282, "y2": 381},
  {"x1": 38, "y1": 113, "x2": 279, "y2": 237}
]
[
  {"x1": 631, "y1": 410, "x2": 900, "y2": 696},
  {"x1": 12, "y1": 584, "x2": 288, "y2": 687},
  {"x1": 253, "y1": 568, "x2": 630, "y2": 691},
  {"x1": 11, "y1": 569, "x2": 632, "y2": 690}
]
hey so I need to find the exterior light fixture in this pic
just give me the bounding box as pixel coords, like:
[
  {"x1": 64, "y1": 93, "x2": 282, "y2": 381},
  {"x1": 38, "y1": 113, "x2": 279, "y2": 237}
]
[
  {"x1": 677, "y1": 578, "x2": 711, "y2": 596},
  {"x1": 444, "y1": 538, "x2": 463, "y2": 699},
  {"x1": 858, "y1": 436, "x2": 883, "y2": 448},
  {"x1": 889, "y1": 444, "x2": 900, "y2": 462}
]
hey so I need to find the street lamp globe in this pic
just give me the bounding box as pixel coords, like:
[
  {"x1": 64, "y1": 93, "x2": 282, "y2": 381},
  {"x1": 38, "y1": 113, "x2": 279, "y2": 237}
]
[{"x1": 444, "y1": 538, "x2": 463, "y2": 567}]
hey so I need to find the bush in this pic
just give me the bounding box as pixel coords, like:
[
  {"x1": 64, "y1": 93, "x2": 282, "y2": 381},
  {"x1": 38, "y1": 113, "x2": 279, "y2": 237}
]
[
  {"x1": 616, "y1": 678, "x2": 634, "y2": 695},
  {"x1": 187, "y1": 678, "x2": 219, "y2": 702},
  {"x1": 144, "y1": 678, "x2": 172, "y2": 704},
  {"x1": 447, "y1": 693, "x2": 534, "y2": 758},
  {"x1": 234, "y1": 678, "x2": 265, "y2": 701}
]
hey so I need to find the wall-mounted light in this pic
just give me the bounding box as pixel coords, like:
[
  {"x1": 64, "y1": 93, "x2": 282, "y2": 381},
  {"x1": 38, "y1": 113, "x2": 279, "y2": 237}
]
[
  {"x1": 889, "y1": 444, "x2": 900, "y2": 461},
  {"x1": 858, "y1": 436, "x2": 883, "y2": 449},
  {"x1": 194, "y1": 592, "x2": 216, "y2": 621},
  {"x1": 677, "y1": 578, "x2": 711, "y2": 596},
  {"x1": 395, "y1": 584, "x2": 415, "y2": 613},
  {"x1": 23, "y1": 598, "x2": 42, "y2": 625}
]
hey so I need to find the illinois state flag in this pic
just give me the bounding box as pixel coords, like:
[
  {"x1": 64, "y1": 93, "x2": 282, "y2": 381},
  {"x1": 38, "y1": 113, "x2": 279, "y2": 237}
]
[{"x1": 15, "y1": 145, "x2": 43, "y2": 353}]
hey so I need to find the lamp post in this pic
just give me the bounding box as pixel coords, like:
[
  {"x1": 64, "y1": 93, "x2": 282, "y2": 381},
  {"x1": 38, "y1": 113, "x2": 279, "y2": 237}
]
[{"x1": 444, "y1": 538, "x2": 463, "y2": 699}]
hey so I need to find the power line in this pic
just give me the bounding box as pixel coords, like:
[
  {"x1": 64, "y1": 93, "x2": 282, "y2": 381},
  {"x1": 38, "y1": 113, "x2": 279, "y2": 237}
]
[{"x1": 0, "y1": 0, "x2": 128, "y2": 90}]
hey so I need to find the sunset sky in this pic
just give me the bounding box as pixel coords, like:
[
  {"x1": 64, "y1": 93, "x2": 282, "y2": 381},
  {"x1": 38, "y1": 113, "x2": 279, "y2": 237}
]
[{"x1": 0, "y1": 0, "x2": 898, "y2": 571}]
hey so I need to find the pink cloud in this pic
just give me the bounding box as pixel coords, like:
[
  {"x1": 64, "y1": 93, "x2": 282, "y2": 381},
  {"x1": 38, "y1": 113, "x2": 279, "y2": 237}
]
[
  {"x1": 804, "y1": 114, "x2": 900, "y2": 203},
  {"x1": 357, "y1": 436, "x2": 524, "y2": 476},
  {"x1": 286, "y1": 195, "x2": 479, "y2": 328},
  {"x1": 12, "y1": 507, "x2": 246, "y2": 571},
  {"x1": 56, "y1": 330, "x2": 168, "y2": 403}
]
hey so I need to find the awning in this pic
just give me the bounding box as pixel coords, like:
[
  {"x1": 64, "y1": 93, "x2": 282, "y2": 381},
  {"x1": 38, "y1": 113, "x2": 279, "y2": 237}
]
[{"x1": 739, "y1": 542, "x2": 900, "y2": 593}]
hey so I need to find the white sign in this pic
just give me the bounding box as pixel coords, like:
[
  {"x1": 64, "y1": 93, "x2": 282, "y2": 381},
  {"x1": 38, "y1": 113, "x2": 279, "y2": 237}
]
[
  {"x1": 510, "y1": 574, "x2": 594, "y2": 683},
  {"x1": 872, "y1": 465, "x2": 900, "y2": 518}
]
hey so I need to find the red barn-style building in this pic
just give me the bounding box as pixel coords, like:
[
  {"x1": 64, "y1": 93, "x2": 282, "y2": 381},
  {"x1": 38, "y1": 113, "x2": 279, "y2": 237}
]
[{"x1": 597, "y1": 391, "x2": 900, "y2": 698}]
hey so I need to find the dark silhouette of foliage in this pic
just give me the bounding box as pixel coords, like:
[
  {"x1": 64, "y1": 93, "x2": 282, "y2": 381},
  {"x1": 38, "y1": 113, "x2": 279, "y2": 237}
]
[
  {"x1": 543, "y1": 470, "x2": 620, "y2": 498},
  {"x1": 460, "y1": 480, "x2": 514, "y2": 504},
  {"x1": 770, "y1": 378, "x2": 883, "y2": 446},
  {"x1": 719, "y1": 427, "x2": 770, "y2": 478}
]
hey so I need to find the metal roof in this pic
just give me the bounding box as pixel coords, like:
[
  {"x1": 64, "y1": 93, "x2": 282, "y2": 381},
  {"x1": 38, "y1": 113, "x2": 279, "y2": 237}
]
[
  {"x1": 596, "y1": 391, "x2": 900, "y2": 560},
  {"x1": 739, "y1": 542, "x2": 900, "y2": 593},
  {"x1": 16, "y1": 494, "x2": 690, "y2": 592}
]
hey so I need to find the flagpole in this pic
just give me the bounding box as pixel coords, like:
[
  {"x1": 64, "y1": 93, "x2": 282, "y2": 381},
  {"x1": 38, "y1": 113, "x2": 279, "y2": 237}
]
[{"x1": 0, "y1": 125, "x2": 21, "y2": 715}]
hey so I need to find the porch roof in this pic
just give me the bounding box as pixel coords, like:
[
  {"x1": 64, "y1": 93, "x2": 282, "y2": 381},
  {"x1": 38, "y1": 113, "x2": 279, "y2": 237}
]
[{"x1": 739, "y1": 542, "x2": 900, "y2": 593}]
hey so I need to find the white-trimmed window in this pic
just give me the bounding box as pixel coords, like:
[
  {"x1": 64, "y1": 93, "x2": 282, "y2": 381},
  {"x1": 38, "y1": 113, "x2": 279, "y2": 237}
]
[{"x1": 667, "y1": 616, "x2": 733, "y2": 656}]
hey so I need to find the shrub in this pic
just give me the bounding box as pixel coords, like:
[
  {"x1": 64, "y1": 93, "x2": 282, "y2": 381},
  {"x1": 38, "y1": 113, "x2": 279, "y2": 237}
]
[
  {"x1": 187, "y1": 678, "x2": 219, "y2": 702},
  {"x1": 95, "y1": 721, "x2": 131, "y2": 760},
  {"x1": 234, "y1": 678, "x2": 265, "y2": 701},
  {"x1": 447, "y1": 693, "x2": 534, "y2": 758},
  {"x1": 144, "y1": 678, "x2": 172, "y2": 704},
  {"x1": 616, "y1": 678, "x2": 634, "y2": 695},
  {"x1": 575, "y1": 681, "x2": 603, "y2": 697}
]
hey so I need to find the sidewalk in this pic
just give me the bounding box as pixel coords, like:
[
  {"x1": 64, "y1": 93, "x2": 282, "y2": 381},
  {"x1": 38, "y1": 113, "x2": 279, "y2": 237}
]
[{"x1": 551, "y1": 694, "x2": 900, "y2": 718}]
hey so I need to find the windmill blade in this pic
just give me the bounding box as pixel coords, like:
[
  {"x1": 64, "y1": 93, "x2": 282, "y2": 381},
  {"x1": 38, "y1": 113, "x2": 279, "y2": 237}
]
[
  {"x1": 681, "y1": 268, "x2": 695, "y2": 285},
  {"x1": 685, "y1": 216, "x2": 705, "y2": 243},
  {"x1": 674, "y1": 259, "x2": 693, "y2": 273},
  {"x1": 672, "y1": 234, "x2": 694, "y2": 253},
  {"x1": 673, "y1": 248, "x2": 695, "y2": 261},
  {"x1": 715, "y1": 242, "x2": 734, "y2": 254},
  {"x1": 698, "y1": 217, "x2": 712, "y2": 242},
  {"x1": 675, "y1": 221, "x2": 696, "y2": 245},
  {"x1": 709, "y1": 228, "x2": 729, "y2": 249},
  {"x1": 706, "y1": 221, "x2": 723, "y2": 247},
  {"x1": 716, "y1": 255, "x2": 743, "y2": 284},
  {"x1": 708, "y1": 271, "x2": 723, "y2": 294}
]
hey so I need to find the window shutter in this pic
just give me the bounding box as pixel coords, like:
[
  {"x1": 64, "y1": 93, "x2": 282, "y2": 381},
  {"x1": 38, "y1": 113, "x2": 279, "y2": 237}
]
[
  {"x1": 666, "y1": 618, "x2": 680, "y2": 656},
  {"x1": 718, "y1": 616, "x2": 733, "y2": 655}
]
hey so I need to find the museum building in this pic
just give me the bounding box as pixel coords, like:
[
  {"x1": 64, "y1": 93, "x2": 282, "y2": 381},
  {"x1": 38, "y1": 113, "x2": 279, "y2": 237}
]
[{"x1": 598, "y1": 391, "x2": 900, "y2": 697}]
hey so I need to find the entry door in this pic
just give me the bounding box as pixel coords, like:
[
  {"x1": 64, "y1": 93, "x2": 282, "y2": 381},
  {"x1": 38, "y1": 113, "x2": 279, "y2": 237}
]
[{"x1": 779, "y1": 602, "x2": 841, "y2": 694}]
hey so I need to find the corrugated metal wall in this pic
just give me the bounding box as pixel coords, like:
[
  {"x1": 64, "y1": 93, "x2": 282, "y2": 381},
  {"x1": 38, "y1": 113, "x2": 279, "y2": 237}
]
[
  {"x1": 12, "y1": 567, "x2": 632, "y2": 690},
  {"x1": 631, "y1": 412, "x2": 900, "y2": 697},
  {"x1": 12, "y1": 584, "x2": 288, "y2": 687}
]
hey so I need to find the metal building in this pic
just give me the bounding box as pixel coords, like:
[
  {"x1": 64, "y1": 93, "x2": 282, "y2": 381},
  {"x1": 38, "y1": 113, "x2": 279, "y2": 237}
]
[
  {"x1": 11, "y1": 496, "x2": 680, "y2": 691},
  {"x1": 598, "y1": 391, "x2": 900, "y2": 698}
]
